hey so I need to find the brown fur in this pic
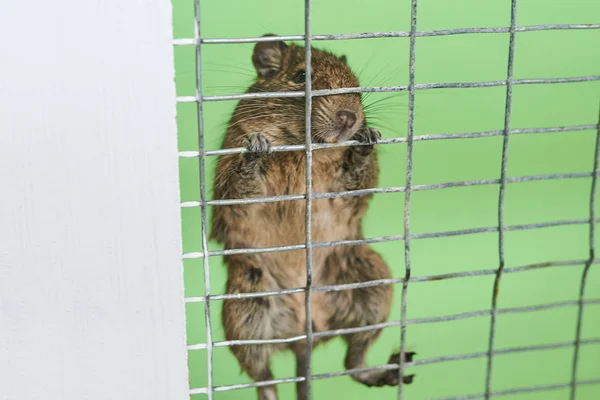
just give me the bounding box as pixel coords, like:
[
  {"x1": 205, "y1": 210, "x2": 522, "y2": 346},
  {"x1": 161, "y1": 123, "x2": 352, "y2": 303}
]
[{"x1": 210, "y1": 34, "x2": 414, "y2": 400}]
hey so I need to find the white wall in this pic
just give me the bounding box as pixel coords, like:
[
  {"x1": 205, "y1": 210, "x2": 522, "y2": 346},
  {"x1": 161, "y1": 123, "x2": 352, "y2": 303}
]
[{"x1": 0, "y1": 1, "x2": 189, "y2": 399}]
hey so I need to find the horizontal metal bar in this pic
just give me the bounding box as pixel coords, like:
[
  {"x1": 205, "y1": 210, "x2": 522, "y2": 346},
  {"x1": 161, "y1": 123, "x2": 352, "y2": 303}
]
[
  {"x1": 503, "y1": 259, "x2": 585, "y2": 274},
  {"x1": 183, "y1": 217, "x2": 600, "y2": 259},
  {"x1": 516, "y1": 23, "x2": 600, "y2": 32},
  {"x1": 206, "y1": 287, "x2": 306, "y2": 302},
  {"x1": 510, "y1": 124, "x2": 597, "y2": 135},
  {"x1": 177, "y1": 124, "x2": 596, "y2": 158},
  {"x1": 173, "y1": 24, "x2": 600, "y2": 46},
  {"x1": 186, "y1": 298, "x2": 600, "y2": 350},
  {"x1": 504, "y1": 218, "x2": 591, "y2": 232},
  {"x1": 177, "y1": 95, "x2": 197, "y2": 103},
  {"x1": 190, "y1": 375, "x2": 305, "y2": 395},
  {"x1": 409, "y1": 299, "x2": 600, "y2": 325},
  {"x1": 183, "y1": 243, "x2": 306, "y2": 259},
  {"x1": 182, "y1": 193, "x2": 306, "y2": 208},
  {"x1": 187, "y1": 339, "x2": 600, "y2": 393},
  {"x1": 517, "y1": 76, "x2": 600, "y2": 85},
  {"x1": 185, "y1": 234, "x2": 406, "y2": 258},
  {"x1": 312, "y1": 277, "x2": 405, "y2": 294},
  {"x1": 181, "y1": 172, "x2": 593, "y2": 208},
  {"x1": 315, "y1": 338, "x2": 600, "y2": 381},
  {"x1": 176, "y1": 76, "x2": 600, "y2": 103},
  {"x1": 433, "y1": 379, "x2": 600, "y2": 400},
  {"x1": 200, "y1": 85, "x2": 409, "y2": 102},
  {"x1": 315, "y1": 320, "x2": 402, "y2": 340},
  {"x1": 417, "y1": 81, "x2": 504, "y2": 90},
  {"x1": 312, "y1": 363, "x2": 400, "y2": 381},
  {"x1": 411, "y1": 217, "x2": 594, "y2": 240},
  {"x1": 185, "y1": 187, "x2": 403, "y2": 207},
  {"x1": 418, "y1": 338, "x2": 600, "y2": 368},
  {"x1": 187, "y1": 333, "x2": 308, "y2": 350},
  {"x1": 186, "y1": 258, "x2": 591, "y2": 303},
  {"x1": 414, "y1": 172, "x2": 592, "y2": 191}
]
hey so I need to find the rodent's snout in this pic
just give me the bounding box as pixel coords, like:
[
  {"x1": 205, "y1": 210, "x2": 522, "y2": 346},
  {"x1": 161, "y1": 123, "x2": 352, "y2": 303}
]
[
  {"x1": 315, "y1": 103, "x2": 363, "y2": 144},
  {"x1": 313, "y1": 95, "x2": 363, "y2": 144},
  {"x1": 336, "y1": 110, "x2": 357, "y2": 129}
]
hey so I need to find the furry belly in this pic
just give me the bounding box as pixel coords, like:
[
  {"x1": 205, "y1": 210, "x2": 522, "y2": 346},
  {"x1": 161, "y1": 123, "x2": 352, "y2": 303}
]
[{"x1": 230, "y1": 198, "x2": 351, "y2": 290}]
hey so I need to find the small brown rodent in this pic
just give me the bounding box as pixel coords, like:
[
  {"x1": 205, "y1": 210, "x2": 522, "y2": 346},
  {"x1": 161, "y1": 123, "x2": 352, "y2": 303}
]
[{"x1": 210, "y1": 34, "x2": 415, "y2": 400}]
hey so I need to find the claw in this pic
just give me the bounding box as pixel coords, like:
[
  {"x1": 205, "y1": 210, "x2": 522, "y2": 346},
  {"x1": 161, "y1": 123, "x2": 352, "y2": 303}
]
[
  {"x1": 384, "y1": 351, "x2": 416, "y2": 385},
  {"x1": 352, "y1": 127, "x2": 381, "y2": 156},
  {"x1": 245, "y1": 132, "x2": 272, "y2": 158},
  {"x1": 362, "y1": 127, "x2": 381, "y2": 144}
]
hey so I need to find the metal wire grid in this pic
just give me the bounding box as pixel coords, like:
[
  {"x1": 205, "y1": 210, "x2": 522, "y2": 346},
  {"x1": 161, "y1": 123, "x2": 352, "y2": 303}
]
[{"x1": 177, "y1": 0, "x2": 600, "y2": 398}]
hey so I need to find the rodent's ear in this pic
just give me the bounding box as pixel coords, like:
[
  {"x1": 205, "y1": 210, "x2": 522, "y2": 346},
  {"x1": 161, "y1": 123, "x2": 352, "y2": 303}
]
[
  {"x1": 252, "y1": 34, "x2": 287, "y2": 79},
  {"x1": 340, "y1": 55, "x2": 347, "y2": 65}
]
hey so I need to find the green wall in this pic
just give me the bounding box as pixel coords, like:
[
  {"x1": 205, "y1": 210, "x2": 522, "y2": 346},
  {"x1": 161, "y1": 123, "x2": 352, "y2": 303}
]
[{"x1": 172, "y1": 0, "x2": 600, "y2": 398}]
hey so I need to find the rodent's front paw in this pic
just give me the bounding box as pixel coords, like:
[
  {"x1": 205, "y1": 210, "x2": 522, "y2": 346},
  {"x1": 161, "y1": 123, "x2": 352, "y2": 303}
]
[
  {"x1": 244, "y1": 132, "x2": 272, "y2": 158},
  {"x1": 357, "y1": 127, "x2": 381, "y2": 144},
  {"x1": 352, "y1": 127, "x2": 381, "y2": 156}
]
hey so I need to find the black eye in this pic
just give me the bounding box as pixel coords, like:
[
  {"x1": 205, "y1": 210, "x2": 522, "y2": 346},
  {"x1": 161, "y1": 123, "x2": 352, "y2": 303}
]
[{"x1": 292, "y1": 70, "x2": 306, "y2": 84}]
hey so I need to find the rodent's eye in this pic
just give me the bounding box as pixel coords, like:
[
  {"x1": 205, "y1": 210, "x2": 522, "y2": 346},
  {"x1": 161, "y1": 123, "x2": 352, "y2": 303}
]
[{"x1": 292, "y1": 70, "x2": 306, "y2": 84}]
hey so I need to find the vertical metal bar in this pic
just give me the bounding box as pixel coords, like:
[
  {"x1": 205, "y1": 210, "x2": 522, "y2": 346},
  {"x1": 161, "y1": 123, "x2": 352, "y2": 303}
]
[
  {"x1": 303, "y1": 0, "x2": 314, "y2": 398},
  {"x1": 570, "y1": 105, "x2": 600, "y2": 400},
  {"x1": 193, "y1": 0, "x2": 213, "y2": 398},
  {"x1": 398, "y1": 1, "x2": 418, "y2": 399},
  {"x1": 484, "y1": 1, "x2": 517, "y2": 398}
]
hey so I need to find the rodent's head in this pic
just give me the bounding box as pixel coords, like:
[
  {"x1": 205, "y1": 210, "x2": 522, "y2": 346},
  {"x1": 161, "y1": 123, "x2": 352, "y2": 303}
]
[{"x1": 248, "y1": 34, "x2": 364, "y2": 144}]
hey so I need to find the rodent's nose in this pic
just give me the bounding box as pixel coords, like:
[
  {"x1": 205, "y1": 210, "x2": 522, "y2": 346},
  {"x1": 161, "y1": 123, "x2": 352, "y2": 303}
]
[{"x1": 336, "y1": 110, "x2": 356, "y2": 129}]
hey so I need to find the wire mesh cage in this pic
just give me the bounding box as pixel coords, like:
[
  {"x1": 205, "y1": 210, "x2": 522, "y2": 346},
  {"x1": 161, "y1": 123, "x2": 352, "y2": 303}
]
[{"x1": 172, "y1": 0, "x2": 600, "y2": 398}]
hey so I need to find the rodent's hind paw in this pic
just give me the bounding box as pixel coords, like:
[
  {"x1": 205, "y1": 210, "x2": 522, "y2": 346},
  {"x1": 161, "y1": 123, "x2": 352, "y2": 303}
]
[
  {"x1": 384, "y1": 351, "x2": 416, "y2": 385},
  {"x1": 352, "y1": 127, "x2": 381, "y2": 156},
  {"x1": 244, "y1": 132, "x2": 272, "y2": 158}
]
